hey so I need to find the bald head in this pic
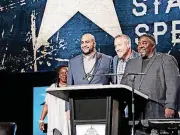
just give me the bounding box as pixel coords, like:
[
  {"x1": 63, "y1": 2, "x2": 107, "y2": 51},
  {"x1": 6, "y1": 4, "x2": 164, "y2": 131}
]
[
  {"x1": 82, "y1": 33, "x2": 95, "y2": 43},
  {"x1": 81, "y1": 33, "x2": 96, "y2": 55}
]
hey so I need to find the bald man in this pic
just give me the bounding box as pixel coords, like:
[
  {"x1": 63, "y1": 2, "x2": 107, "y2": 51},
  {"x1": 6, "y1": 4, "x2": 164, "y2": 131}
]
[
  {"x1": 65, "y1": 33, "x2": 113, "y2": 111},
  {"x1": 67, "y1": 33, "x2": 112, "y2": 85}
]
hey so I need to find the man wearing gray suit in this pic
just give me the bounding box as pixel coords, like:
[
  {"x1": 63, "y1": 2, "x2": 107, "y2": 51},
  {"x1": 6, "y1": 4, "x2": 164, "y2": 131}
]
[
  {"x1": 67, "y1": 33, "x2": 112, "y2": 85},
  {"x1": 121, "y1": 34, "x2": 179, "y2": 134},
  {"x1": 65, "y1": 33, "x2": 112, "y2": 111}
]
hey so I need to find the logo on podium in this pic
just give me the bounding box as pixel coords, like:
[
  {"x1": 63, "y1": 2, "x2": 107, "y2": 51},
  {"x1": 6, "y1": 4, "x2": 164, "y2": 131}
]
[
  {"x1": 84, "y1": 126, "x2": 99, "y2": 135},
  {"x1": 76, "y1": 124, "x2": 105, "y2": 135}
]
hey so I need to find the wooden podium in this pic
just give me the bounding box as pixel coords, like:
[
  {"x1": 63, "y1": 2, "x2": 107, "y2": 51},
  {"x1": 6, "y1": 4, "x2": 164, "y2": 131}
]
[{"x1": 47, "y1": 84, "x2": 148, "y2": 135}]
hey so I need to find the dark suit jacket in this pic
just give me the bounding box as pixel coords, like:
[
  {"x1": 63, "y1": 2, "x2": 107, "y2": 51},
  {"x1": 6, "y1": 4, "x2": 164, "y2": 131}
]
[
  {"x1": 121, "y1": 52, "x2": 179, "y2": 119},
  {"x1": 67, "y1": 52, "x2": 113, "y2": 85}
]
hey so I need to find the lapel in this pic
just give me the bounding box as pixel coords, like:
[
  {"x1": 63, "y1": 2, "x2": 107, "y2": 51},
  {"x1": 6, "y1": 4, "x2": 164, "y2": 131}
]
[
  {"x1": 89, "y1": 52, "x2": 102, "y2": 83},
  {"x1": 133, "y1": 58, "x2": 142, "y2": 88},
  {"x1": 114, "y1": 56, "x2": 118, "y2": 84},
  {"x1": 80, "y1": 54, "x2": 89, "y2": 84},
  {"x1": 138, "y1": 53, "x2": 157, "y2": 89}
]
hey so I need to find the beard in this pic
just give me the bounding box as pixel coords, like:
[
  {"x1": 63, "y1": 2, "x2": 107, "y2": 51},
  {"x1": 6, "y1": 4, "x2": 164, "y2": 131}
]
[
  {"x1": 81, "y1": 48, "x2": 94, "y2": 55},
  {"x1": 139, "y1": 49, "x2": 147, "y2": 59}
]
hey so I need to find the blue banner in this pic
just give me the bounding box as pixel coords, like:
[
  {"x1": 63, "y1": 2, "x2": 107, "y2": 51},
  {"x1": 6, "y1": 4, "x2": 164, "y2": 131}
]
[{"x1": 0, "y1": 0, "x2": 180, "y2": 72}]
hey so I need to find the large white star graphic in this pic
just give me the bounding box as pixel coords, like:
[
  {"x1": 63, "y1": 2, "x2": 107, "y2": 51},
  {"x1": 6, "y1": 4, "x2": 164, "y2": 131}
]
[{"x1": 36, "y1": 0, "x2": 122, "y2": 50}]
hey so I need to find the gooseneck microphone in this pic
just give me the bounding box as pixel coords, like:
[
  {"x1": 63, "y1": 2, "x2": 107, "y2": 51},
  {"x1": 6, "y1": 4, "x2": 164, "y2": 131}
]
[{"x1": 83, "y1": 72, "x2": 145, "y2": 79}]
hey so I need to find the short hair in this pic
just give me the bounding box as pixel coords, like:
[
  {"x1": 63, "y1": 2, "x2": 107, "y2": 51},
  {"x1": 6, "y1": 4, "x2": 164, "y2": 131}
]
[
  {"x1": 56, "y1": 65, "x2": 68, "y2": 73},
  {"x1": 54, "y1": 63, "x2": 68, "y2": 73},
  {"x1": 114, "y1": 34, "x2": 131, "y2": 47},
  {"x1": 55, "y1": 65, "x2": 68, "y2": 87},
  {"x1": 138, "y1": 33, "x2": 156, "y2": 46}
]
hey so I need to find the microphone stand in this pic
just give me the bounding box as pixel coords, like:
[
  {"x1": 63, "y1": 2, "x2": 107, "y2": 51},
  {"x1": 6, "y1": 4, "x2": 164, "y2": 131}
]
[
  {"x1": 122, "y1": 73, "x2": 144, "y2": 135},
  {"x1": 88, "y1": 72, "x2": 145, "y2": 135},
  {"x1": 131, "y1": 75, "x2": 136, "y2": 135}
]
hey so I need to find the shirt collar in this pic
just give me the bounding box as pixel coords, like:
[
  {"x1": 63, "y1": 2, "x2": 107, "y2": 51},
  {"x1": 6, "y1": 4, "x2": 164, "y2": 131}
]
[{"x1": 119, "y1": 50, "x2": 136, "y2": 62}]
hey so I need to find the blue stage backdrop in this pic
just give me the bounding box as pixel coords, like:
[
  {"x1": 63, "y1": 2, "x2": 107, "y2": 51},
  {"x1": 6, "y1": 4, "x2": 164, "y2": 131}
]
[
  {"x1": 33, "y1": 86, "x2": 48, "y2": 135},
  {"x1": 0, "y1": 0, "x2": 180, "y2": 72}
]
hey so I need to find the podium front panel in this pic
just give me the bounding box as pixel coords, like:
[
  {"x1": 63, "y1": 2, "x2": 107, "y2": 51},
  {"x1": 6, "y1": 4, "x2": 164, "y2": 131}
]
[
  {"x1": 46, "y1": 84, "x2": 149, "y2": 135},
  {"x1": 74, "y1": 98, "x2": 107, "y2": 120}
]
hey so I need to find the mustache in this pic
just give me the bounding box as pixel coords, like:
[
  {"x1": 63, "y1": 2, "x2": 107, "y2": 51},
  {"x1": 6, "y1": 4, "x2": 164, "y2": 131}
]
[{"x1": 139, "y1": 47, "x2": 145, "y2": 50}]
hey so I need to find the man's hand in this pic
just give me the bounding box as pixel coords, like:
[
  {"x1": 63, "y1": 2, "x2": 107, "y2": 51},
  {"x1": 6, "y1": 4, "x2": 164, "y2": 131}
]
[
  {"x1": 39, "y1": 121, "x2": 44, "y2": 131},
  {"x1": 164, "y1": 108, "x2": 175, "y2": 118}
]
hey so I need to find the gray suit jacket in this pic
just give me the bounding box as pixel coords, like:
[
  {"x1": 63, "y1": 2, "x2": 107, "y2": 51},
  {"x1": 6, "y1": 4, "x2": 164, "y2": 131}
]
[
  {"x1": 121, "y1": 52, "x2": 179, "y2": 118},
  {"x1": 67, "y1": 52, "x2": 113, "y2": 85}
]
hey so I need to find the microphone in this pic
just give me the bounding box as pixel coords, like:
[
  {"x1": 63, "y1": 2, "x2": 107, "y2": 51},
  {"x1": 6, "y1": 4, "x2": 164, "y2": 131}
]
[
  {"x1": 87, "y1": 73, "x2": 145, "y2": 76},
  {"x1": 125, "y1": 73, "x2": 145, "y2": 75}
]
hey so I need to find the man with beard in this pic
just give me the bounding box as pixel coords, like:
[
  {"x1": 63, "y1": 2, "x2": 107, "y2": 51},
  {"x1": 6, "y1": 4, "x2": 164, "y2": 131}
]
[
  {"x1": 65, "y1": 33, "x2": 112, "y2": 111},
  {"x1": 67, "y1": 33, "x2": 112, "y2": 85},
  {"x1": 121, "y1": 34, "x2": 179, "y2": 135}
]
